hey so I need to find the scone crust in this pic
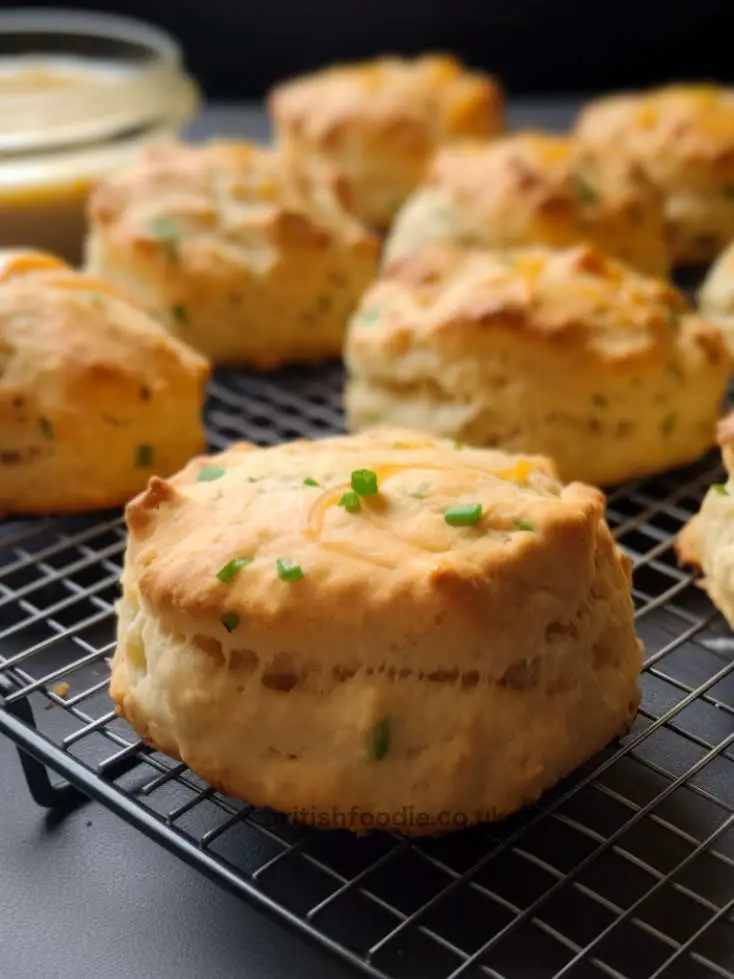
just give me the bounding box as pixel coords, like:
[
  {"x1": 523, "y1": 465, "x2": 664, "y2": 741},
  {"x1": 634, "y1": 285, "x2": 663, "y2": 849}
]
[
  {"x1": 269, "y1": 54, "x2": 504, "y2": 229},
  {"x1": 384, "y1": 132, "x2": 668, "y2": 277},
  {"x1": 111, "y1": 428, "x2": 642, "y2": 833},
  {"x1": 0, "y1": 252, "x2": 209, "y2": 515},
  {"x1": 676, "y1": 412, "x2": 734, "y2": 626},
  {"x1": 86, "y1": 141, "x2": 379, "y2": 367},
  {"x1": 574, "y1": 85, "x2": 734, "y2": 264},
  {"x1": 345, "y1": 243, "x2": 729, "y2": 486}
]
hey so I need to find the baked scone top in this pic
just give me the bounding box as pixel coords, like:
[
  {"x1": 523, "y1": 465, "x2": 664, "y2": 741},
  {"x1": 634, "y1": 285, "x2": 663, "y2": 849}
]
[
  {"x1": 351, "y1": 243, "x2": 724, "y2": 368},
  {"x1": 0, "y1": 249, "x2": 208, "y2": 404},
  {"x1": 124, "y1": 428, "x2": 616, "y2": 675},
  {"x1": 88, "y1": 140, "x2": 377, "y2": 262},
  {"x1": 268, "y1": 54, "x2": 503, "y2": 145},
  {"x1": 575, "y1": 84, "x2": 734, "y2": 176},
  {"x1": 427, "y1": 131, "x2": 659, "y2": 218}
]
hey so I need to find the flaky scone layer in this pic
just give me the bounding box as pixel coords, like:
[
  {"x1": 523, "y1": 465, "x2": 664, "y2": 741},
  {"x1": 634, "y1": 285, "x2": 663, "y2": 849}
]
[
  {"x1": 111, "y1": 428, "x2": 642, "y2": 833},
  {"x1": 345, "y1": 243, "x2": 729, "y2": 486}
]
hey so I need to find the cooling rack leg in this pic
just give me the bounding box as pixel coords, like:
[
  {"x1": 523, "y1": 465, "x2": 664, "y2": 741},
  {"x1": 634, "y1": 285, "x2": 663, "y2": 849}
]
[{"x1": 0, "y1": 677, "x2": 86, "y2": 810}]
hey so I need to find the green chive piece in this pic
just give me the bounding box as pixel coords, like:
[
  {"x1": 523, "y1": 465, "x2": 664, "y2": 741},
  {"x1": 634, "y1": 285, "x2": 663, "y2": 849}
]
[
  {"x1": 409, "y1": 482, "x2": 430, "y2": 499},
  {"x1": 171, "y1": 303, "x2": 188, "y2": 325},
  {"x1": 453, "y1": 440, "x2": 463, "y2": 451},
  {"x1": 359, "y1": 308, "x2": 380, "y2": 324},
  {"x1": 303, "y1": 477, "x2": 321, "y2": 487},
  {"x1": 660, "y1": 413, "x2": 677, "y2": 437},
  {"x1": 276, "y1": 557, "x2": 304, "y2": 582},
  {"x1": 247, "y1": 476, "x2": 262, "y2": 483},
  {"x1": 197, "y1": 465, "x2": 226, "y2": 483},
  {"x1": 338, "y1": 490, "x2": 361, "y2": 512},
  {"x1": 571, "y1": 172, "x2": 598, "y2": 205},
  {"x1": 513, "y1": 517, "x2": 536, "y2": 532},
  {"x1": 444, "y1": 503, "x2": 483, "y2": 527},
  {"x1": 136, "y1": 444, "x2": 153, "y2": 468},
  {"x1": 371, "y1": 718, "x2": 391, "y2": 761},
  {"x1": 351, "y1": 468, "x2": 378, "y2": 496},
  {"x1": 37, "y1": 417, "x2": 54, "y2": 440},
  {"x1": 712, "y1": 483, "x2": 729, "y2": 495},
  {"x1": 722, "y1": 185, "x2": 734, "y2": 199},
  {"x1": 221, "y1": 612, "x2": 240, "y2": 633},
  {"x1": 392, "y1": 441, "x2": 405, "y2": 449},
  {"x1": 149, "y1": 216, "x2": 181, "y2": 262},
  {"x1": 216, "y1": 557, "x2": 251, "y2": 583}
]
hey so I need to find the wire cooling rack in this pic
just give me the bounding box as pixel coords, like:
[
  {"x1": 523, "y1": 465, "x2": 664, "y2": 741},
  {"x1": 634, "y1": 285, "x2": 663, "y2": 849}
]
[{"x1": 1, "y1": 363, "x2": 734, "y2": 979}]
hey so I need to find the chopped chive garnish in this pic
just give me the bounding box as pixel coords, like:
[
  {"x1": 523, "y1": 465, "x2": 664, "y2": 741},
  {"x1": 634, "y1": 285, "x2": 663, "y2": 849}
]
[
  {"x1": 136, "y1": 444, "x2": 153, "y2": 468},
  {"x1": 371, "y1": 718, "x2": 391, "y2": 761},
  {"x1": 513, "y1": 517, "x2": 536, "y2": 532},
  {"x1": 338, "y1": 491, "x2": 361, "y2": 512},
  {"x1": 171, "y1": 303, "x2": 188, "y2": 325},
  {"x1": 221, "y1": 612, "x2": 240, "y2": 633},
  {"x1": 571, "y1": 172, "x2": 598, "y2": 205},
  {"x1": 453, "y1": 440, "x2": 463, "y2": 451},
  {"x1": 247, "y1": 476, "x2": 262, "y2": 483},
  {"x1": 303, "y1": 477, "x2": 321, "y2": 487},
  {"x1": 37, "y1": 417, "x2": 54, "y2": 440},
  {"x1": 351, "y1": 468, "x2": 378, "y2": 496},
  {"x1": 444, "y1": 503, "x2": 483, "y2": 527},
  {"x1": 392, "y1": 441, "x2": 405, "y2": 449},
  {"x1": 712, "y1": 483, "x2": 729, "y2": 495},
  {"x1": 276, "y1": 557, "x2": 304, "y2": 582},
  {"x1": 216, "y1": 557, "x2": 251, "y2": 583},
  {"x1": 197, "y1": 465, "x2": 226, "y2": 483},
  {"x1": 409, "y1": 482, "x2": 430, "y2": 499},
  {"x1": 148, "y1": 216, "x2": 181, "y2": 263},
  {"x1": 359, "y1": 308, "x2": 380, "y2": 324}
]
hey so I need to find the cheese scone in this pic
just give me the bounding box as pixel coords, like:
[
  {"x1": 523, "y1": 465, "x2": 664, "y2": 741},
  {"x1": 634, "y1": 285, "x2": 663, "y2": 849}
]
[
  {"x1": 385, "y1": 132, "x2": 668, "y2": 277},
  {"x1": 345, "y1": 243, "x2": 729, "y2": 486},
  {"x1": 0, "y1": 250, "x2": 209, "y2": 515},
  {"x1": 268, "y1": 54, "x2": 504, "y2": 229},
  {"x1": 677, "y1": 413, "x2": 734, "y2": 628},
  {"x1": 698, "y1": 242, "x2": 734, "y2": 349},
  {"x1": 111, "y1": 428, "x2": 642, "y2": 834},
  {"x1": 85, "y1": 141, "x2": 379, "y2": 368},
  {"x1": 574, "y1": 85, "x2": 734, "y2": 265}
]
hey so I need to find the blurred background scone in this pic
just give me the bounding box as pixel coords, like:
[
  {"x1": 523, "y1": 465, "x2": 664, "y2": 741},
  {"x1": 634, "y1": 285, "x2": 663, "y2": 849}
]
[
  {"x1": 0, "y1": 250, "x2": 209, "y2": 515},
  {"x1": 677, "y1": 413, "x2": 734, "y2": 627},
  {"x1": 384, "y1": 132, "x2": 668, "y2": 277},
  {"x1": 86, "y1": 141, "x2": 379, "y2": 367},
  {"x1": 698, "y1": 241, "x2": 734, "y2": 346},
  {"x1": 345, "y1": 243, "x2": 729, "y2": 486},
  {"x1": 574, "y1": 85, "x2": 734, "y2": 266},
  {"x1": 111, "y1": 428, "x2": 641, "y2": 834},
  {"x1": 268, "y1": 54, "x2": 504, "y2": 230}
]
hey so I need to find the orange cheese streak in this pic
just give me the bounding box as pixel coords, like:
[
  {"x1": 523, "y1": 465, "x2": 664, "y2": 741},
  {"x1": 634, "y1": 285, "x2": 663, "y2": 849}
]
[
  {"x1": 302, "y1": 458, "x2": 539, "y2": 566},
  {"x1": 0, "y1": 249, "x2": 68, "y2": 281}
]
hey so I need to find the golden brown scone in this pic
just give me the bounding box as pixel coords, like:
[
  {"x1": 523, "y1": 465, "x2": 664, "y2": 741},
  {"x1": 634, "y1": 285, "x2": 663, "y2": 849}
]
[
  {"x1": 676, "y1": 413, "x2": 734, "y2": 627},
  {"x1": 0, "y1": 249, "x2": 209, "y2": 515},
  {"x1": 574, "y1": 85, "x2": 734, "y2": 265},
  {"x1": 85, "y1": 140, "x2": 379, "y2": 368},
  {"x1": 268, "y1": 54, "x2": 504, "y2": 230},
  {"x1": 384, "y1": 132, "x2": 668, "y2": 277},
  {"x1": 110, "y1": 428, "x2": 642, "y2": 834},
  {"x1": 345, "y1": 243, "x2": 729, "y2": 486},
  {"x1": 698, "y1": 241, "x2": 734, "y2": 348}
]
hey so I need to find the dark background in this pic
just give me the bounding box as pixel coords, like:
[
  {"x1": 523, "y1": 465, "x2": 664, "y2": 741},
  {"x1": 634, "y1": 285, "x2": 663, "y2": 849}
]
[{"x1": 14, "y1": 0, "x2": 734, "y2": 98}]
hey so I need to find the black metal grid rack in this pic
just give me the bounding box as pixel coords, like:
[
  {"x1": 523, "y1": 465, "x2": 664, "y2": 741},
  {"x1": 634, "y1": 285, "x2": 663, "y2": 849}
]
[{"x1": 1, "y1": 363, "x2": 734, "y2": 979}]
